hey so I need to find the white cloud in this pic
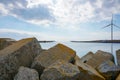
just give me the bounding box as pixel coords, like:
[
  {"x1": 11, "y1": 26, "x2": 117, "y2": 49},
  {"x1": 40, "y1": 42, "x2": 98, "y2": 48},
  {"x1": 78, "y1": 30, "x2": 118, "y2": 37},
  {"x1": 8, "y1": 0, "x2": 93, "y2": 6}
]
[
  {"x1": 0, "y1": 3, "x2": 9, "y2": 15},
  {"x1": 0, "y1": 29, "x2": 51, "y2": 40},
  {"x1": 26, "y1": 19, "x2": 52, "y2": 26},
  {"x1": 94, "y1": 0, "x2": 103, "y2": 8},
  {"x1": 0, "y1": 28, "x2": 78, "y2": 41},
  {"x1": 16, "y1": 2, "x2": 25, "y2": 8},
  {"x1": 27, "y1": 0, "x2": 54, "y2": 8},
  {"x1": 0, "y1": 0, "x2": 120, "y2": 27}
]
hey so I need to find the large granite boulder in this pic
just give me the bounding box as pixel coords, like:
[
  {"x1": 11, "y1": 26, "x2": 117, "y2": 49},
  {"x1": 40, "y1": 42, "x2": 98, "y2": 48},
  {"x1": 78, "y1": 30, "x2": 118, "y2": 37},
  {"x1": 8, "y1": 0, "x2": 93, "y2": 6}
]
[
  {"x1": 116, "y1": 49, "x2": 120, "y2": 66},
  {"x1": 80, "y1": 51, "x2": 94, "y2": 63},
  {"x1": 116, "y1": 74, "x2": 120, "y2": 80},
  {"x1": 40, "y1": 60, "x2": 80, "y2": 80},
  {"x1": 14, "y1": 66, "x2": 39, "y2": 80},
  {"x1": 0, "y1": 38, "x2": 42, "y2": 80},
  {"x1": 86, "y1": 50, "x2": 114, "y2": 68},
  {"x1": 0, "y1": 38, "x2": 16, "y2": 50},
  {"x1": 31, "y1": 43, "x2": 76, "y2": 75},
  {"x1": 97, "y1": 60, "x2": 120, "y2": 80},
  {"x1": 75, "y1": 56, "x2": 105, "y2": 80}
]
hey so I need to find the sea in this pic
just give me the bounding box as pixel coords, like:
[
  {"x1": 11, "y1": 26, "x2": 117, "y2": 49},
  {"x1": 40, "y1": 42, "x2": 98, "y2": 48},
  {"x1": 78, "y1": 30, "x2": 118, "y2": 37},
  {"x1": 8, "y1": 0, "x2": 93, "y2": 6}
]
[{"x1": 40, "y1": 42, "x2": 120, "y2": 65}]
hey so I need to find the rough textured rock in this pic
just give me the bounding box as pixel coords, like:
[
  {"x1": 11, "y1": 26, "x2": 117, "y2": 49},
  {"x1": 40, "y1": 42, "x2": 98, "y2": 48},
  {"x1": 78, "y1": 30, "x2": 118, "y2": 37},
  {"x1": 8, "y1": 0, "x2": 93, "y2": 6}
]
[
  {"x1": 80, "y1": 51, "x2": 94, "y2": 63},
  {"x1": 116, "y1": 49, "x2": 120, "y2": 66},
  {"x1": 0, "y1": 38, "x2": 42, "y2": 80},
  {"x1": 86, "y1": 50, "x2": 114, "y2": 68},
  {"x1": 97, "y1": 60, "x2": 120, "y2": 80},
  {"x1": 116, "y1": 74, "x2": 120, "y2": 80},
  {"x1": 75, "y1": 56, "x2": 105, "y2": 80},
  {"x1": 14, "y1": 66, "x2": 39, "y2": 80},
  {"x1": 40, "y1": 60, "x2": 80, "y2": 80},
  {"x1": 31, "y1": 43, "x2": 76, "y2": 75},
  {"x1": 0, "y1": 38, "x2": 16, "y2": 50}
]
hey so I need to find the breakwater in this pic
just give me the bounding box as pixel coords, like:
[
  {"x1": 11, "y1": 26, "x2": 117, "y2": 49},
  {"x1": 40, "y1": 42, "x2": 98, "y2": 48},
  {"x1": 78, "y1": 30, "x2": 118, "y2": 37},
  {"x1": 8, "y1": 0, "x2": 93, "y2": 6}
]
[{"x1": 0, "y1": 38, "x2": 120, "y2": 80}]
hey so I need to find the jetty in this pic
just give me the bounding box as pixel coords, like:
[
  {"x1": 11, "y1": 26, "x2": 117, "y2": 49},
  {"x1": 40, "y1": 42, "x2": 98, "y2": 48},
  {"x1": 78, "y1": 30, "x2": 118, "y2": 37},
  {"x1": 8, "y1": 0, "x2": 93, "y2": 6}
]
[{"x1": 71, "y1": 40, "x2": 120, "y2": 43}]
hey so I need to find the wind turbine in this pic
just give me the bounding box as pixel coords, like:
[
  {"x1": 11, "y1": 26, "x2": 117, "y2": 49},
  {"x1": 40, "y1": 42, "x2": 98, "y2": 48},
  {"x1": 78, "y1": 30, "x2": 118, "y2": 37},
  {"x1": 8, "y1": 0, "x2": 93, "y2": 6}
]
[{"x1": 102, "y1": 14, "x2": 120, "y2": 64}]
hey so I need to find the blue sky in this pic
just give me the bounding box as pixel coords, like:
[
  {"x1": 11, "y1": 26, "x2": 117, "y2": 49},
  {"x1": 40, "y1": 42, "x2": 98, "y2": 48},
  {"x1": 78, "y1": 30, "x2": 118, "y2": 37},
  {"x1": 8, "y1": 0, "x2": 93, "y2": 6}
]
[{"x1": 0, "y1": 0, "x2": 120, "y2": 41}]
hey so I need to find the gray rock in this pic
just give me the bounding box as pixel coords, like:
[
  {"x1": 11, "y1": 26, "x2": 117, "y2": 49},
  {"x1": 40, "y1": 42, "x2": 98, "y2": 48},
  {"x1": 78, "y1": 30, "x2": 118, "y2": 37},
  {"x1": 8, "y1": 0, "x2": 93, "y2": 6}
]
[
  {"x1": 0, "y1": 38, "x2": 42, "y2": 80},
  {"x1": 14, "y1": 66, "x2": 39, "y2": 80},
  {"x1": 80, "y1": 51, "x2": 94, "y2": 63},
  {"x1": 97, "y1": 60, "x2": 120, "y2": 80},
  {"x1": 40, "y1": 60, "x2": 80, "y2": 80},
  {"x1": 116, "y1": 74, "x2": 120, "y2": 80},
  {"x1": 31, "y1": 43, "x2": 76, "y2": 75},
  {"x1": 75, "y1": 56, "x2": 105, "y2": 80},
  {"x1": 86, "y1": 50, "x2": 114, "y2": 68},
  {"x1": 116, "y1": 49, "x2": 120, "y2": 66},
  {"x1": 0, "y1": 38, "x2": 16, "y2": 50}
]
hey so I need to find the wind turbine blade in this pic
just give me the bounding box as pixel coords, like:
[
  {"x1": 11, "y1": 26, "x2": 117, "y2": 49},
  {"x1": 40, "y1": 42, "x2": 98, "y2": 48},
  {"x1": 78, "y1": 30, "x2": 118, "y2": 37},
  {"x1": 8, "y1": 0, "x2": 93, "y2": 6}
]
[
  {"x1": 102, "y1": 24, "x2": 111, "y2": 29},
  {"x1": 111, "y1": 14, "x2": 113, "y2": 24},
  {"x1": 113, "y1": 24, "x2": 120, "y2": 29}
]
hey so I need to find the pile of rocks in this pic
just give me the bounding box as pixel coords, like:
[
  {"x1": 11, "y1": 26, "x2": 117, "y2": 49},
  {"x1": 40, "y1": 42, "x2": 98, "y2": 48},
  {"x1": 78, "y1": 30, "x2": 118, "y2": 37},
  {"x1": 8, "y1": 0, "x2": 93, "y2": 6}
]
[{"x1": 0, "y1": 37, "x2": 120, "y2": 80}]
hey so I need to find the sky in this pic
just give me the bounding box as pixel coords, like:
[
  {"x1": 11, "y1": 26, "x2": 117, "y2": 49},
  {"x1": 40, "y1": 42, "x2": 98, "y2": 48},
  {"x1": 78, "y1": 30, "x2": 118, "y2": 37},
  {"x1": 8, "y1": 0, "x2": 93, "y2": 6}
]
[{"x1": 0, "y1": 0, "x2": 120, "y2": 41}]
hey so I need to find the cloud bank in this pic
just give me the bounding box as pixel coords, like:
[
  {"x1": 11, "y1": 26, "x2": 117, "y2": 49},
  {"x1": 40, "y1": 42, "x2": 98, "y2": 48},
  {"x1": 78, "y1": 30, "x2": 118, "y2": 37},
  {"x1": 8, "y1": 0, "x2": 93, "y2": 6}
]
[
  {"x1": 0, "y1": 0, "x2": 120, "y2": 26},
  {"x1": 0, "y1": 28, "x2": 120, "y2": 41}
]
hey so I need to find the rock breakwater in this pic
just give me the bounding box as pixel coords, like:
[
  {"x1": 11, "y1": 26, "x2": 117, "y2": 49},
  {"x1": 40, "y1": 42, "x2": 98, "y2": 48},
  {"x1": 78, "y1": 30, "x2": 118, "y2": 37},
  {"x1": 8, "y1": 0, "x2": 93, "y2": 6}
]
[{"x1": 0, "y1": 37, "x2": 120, "y2": 80}]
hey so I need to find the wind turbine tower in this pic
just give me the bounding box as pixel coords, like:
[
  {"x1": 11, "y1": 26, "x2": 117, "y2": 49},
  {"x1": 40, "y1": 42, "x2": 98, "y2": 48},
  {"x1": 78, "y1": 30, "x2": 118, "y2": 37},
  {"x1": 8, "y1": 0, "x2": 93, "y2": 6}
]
[{"x1": 103, "y1": 14, "x2": 120, "y2": 65}]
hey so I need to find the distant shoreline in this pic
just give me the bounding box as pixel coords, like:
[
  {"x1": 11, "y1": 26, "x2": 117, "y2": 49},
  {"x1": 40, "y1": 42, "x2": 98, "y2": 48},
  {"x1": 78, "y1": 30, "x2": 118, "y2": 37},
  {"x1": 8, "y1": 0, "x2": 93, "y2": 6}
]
[
  {"x1": 71, "y1": 40, "x2": 120, "y2": 43},
  {"x1": 38, "y1": 41, "x2": 55, "y2": 43}
]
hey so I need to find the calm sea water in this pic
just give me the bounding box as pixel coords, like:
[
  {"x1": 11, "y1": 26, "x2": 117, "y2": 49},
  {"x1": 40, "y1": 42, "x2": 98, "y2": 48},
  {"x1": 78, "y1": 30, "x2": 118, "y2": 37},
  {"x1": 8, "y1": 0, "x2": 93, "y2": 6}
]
[{"x1": 40, "y1": 42, "x2": 120, "y2": 64}]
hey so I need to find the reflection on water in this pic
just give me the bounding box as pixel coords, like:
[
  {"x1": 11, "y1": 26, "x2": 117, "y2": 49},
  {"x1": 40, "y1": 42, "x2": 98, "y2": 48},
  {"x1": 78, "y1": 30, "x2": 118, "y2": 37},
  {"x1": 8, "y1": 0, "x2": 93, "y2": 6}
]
[{"x1": 40, "y1": 42, "x2": 120, "y2": 64}]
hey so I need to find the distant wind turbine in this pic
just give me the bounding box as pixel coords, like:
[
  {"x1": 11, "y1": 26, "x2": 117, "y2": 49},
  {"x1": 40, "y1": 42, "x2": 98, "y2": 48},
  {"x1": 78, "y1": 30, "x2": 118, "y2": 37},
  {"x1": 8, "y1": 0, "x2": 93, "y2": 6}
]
[{"x1": 102, "y1": 14, "x2": 120, "y2": 64}]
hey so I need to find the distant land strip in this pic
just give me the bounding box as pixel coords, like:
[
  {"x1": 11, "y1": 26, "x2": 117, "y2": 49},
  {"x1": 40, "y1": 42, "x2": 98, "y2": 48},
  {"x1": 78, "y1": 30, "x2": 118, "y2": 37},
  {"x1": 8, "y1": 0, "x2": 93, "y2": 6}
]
[
  {"x1": 38, "y1": 41, "x2": 55, "y2": 43},
  {"x1": 71, "y1": 40, "x2": 120, "y2": 43}
]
